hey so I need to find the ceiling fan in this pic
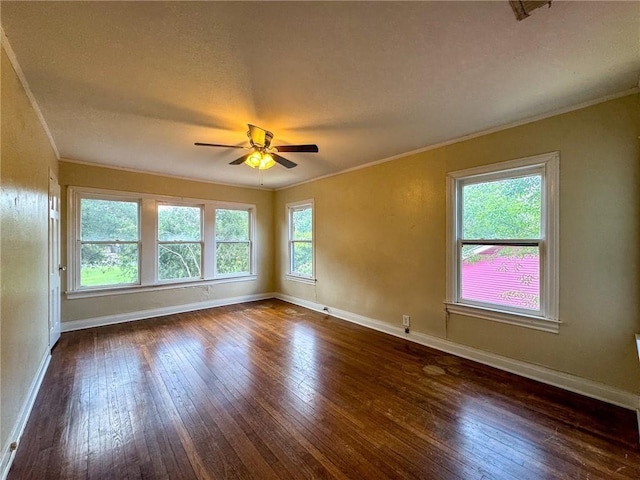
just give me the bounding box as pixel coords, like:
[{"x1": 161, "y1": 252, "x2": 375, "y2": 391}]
[{"x1": 195, "y1": 124, "x2": 319, "y2": 170}]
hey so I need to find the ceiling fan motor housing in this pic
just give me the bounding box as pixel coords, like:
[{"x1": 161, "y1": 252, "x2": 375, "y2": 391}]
[{"x1": 247, "y1": 124, "x2": 273, "y2": 149}]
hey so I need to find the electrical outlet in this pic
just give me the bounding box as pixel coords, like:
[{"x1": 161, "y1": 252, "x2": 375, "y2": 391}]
[{"x1": 402, "y1": 315, "x2": 410, "y2": 327}]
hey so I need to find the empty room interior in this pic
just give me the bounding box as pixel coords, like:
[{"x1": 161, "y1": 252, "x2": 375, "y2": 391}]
[{"x1": 1, "y1": 1, "x2": 640, "y2": 479}]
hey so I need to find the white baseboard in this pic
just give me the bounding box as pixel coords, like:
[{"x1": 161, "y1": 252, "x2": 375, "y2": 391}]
[
  {"x1": 275, "y1": 293, "x2": 640, "y2": 411},
  {"x1": 0, "y1": 350, "x2": 51, "y2": 480},
  {"x1": 57, "y1": 290, "x2": 640, "y2": 411},
  {"x1": 4, "y1": 293, "x2": 637, "y2": 480},
  {"x1": 61, "y1": 292, "x2": 276, "y2": 332}
]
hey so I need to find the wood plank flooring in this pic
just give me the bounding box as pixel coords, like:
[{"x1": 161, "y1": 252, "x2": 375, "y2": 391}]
[{"x1": 8, "y1": 299, "x2": 640, "y2": 479}]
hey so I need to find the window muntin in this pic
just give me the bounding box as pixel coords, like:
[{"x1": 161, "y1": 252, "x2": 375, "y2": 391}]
[
  {"x1": 157, "y1": 204, "x2": 202, "y2": 281},
  {"x1": 79, "y1": 197, "x2": 140, "y2": 288},
  {"x1": 446, "y1": 152, "x2": 559, "y2": 331},
  {"x1": 214, "y1": 208, "x2": 251, "y2": 277},
  {"x1": 288, "y1": 202, "x2": 314, "y2": 278},
  {"x1": 68, "y1": 187, "x2": 256, "y2": 295}
]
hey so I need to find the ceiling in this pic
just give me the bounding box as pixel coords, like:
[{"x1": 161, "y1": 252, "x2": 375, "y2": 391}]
[{"x1": 2, "y1": 1, "x2": 638, "y2": 189}]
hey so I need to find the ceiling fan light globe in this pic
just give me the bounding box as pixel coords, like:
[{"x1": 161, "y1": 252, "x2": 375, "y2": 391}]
[
  {"x1": 259, "y1": 153, "x2": 276, "y2": 170},
  {"x1": 245, "y1": 152, "x2": 262, "y2": 168}
]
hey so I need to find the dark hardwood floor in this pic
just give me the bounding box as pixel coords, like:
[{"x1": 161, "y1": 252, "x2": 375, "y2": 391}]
[{"x1": 9, "y1": 299, "x2": 640, "y2": 479}]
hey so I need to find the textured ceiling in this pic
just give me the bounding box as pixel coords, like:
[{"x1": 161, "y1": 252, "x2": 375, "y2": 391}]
[{"x1": 2, "y1": 1, "x2": 639, "y2": 189}]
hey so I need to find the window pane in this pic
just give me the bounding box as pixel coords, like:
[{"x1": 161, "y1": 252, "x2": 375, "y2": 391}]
[
  {"x1": 462, "y1": 175, "x2": 541, "y2": 239},
  {"x1": 81, "y1": 199, "x2": 138, "y2": 241},
  {"x1": 461, "y1": 245, "x2": 539, "y2": 311},
  {"x1": 292, "y1": 207, "x2": 312, "y2": 240},
  {"x1": 158, "y1": 243, "x2": 202, "y2": 280},
  {"x1": 158, "y1": 205, "x2": 201, "y2": 241},
  {"x1": 216, "y1": 242, "x2": 249, "y2": 275},
  {"x1": 80, "y1": 244, "x2": 138, "y2": 286},
  {"x1": 215, "y1": 209, "x2": 249, "y2": 241},
  {"x1": 292, "y1": 242, "x2": 313, "y2": 276}
]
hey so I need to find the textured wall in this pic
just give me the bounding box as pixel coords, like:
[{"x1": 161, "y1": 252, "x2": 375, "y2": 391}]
[
  {"x1": 1, "y1": 47, "x2": 58, "y2": 451},
  {"x1": 275, "y1": 94, "x2": 640, "y2": 393}
]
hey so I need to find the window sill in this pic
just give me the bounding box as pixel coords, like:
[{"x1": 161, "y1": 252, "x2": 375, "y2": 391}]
[
  {"x1": 444, "y1": 302, "x2": 560, "y2": 333},
  {"x1": 284, "y1": 274, "x2": 317, "y2": 285},
  {"x1": 66, "y1": 275, "x2": 258, "y2": 299}
]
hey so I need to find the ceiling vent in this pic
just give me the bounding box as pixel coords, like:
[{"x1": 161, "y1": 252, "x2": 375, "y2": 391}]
[{"x1": 509, "y1": 1, "x2": 552, "y2": 21}]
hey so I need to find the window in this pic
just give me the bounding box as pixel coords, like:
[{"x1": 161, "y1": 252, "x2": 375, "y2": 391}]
[
  {"x1": 287, "y1": 200, "x2": 314, "y2": 280},
  {"x1": 215, "y1": 208, "x2": 251, "y2": 277},
  {"x1": 68, "y1": 187, "x2": 256, "y2": 295},
  {"x1": 158, "y1": 204, "x2": 202, "y2": 281},
  {"x1": 446, "y1": 152, "x2": 559, "y2": 332},
  {"x1": 79, "y1": 196, "x2": 140, "y2": 288}
]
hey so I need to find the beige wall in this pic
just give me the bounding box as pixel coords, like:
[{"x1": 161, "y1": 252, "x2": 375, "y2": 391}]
[
  {"x1": 275, "y1": 94, "x2": 640, "y2": 393},
  {"x1": 1, "y1": 47, "x2": 58, "y2": 451},
  {"x1": 58, "y1": 161, "x2": 275, "y2": 323}
]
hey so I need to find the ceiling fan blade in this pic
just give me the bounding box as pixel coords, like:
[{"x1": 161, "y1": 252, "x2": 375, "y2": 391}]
[
  {"x1": 195, "y1": 142, "x2": 245, "y2": 149},
  {"x1": 274, "y1": 144, "x2": 319, "y2": 153},
  {"x1": 272, "y1": 153, "x2": 297, "y2": 169},
  {"x1": 230, "y1": 154, "x2": 251, "y2": 165}
]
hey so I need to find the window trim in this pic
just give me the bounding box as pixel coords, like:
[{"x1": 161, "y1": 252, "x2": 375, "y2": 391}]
[
  {"x1": 71, "y1": 191, "x2": 142, "y2": 291},
  {"x1": 445, "y1": 152, "x2": 559, "y2": 333},
  {"x1": 285, "y1": 199, "x2": 315, "y2": 283},
  {"x1": 67, "y1": 187, "x2": 257, "y2": 297}
]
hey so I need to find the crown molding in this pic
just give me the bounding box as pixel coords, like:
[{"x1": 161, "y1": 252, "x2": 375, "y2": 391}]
[
  {"x1": 1, "y1": 28, "x2": 60, "y2": 160},
  {"x1": 59, "y1": 157, "x2": 275, "y2": 192},
  {"x1": 278, "y1": 87, "x2": 640, "y2": 191}
]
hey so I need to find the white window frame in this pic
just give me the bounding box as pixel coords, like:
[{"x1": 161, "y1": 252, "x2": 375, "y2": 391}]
[
  {"x1": 67, "y1": 187, "x2": 257, "y2": 298},
  {"x1": 285, "y1": 199, "x2": 315, "y2": 284},
  {"x1": 156, "y1": 202, "x2": 204, "y2": 283},
  {"x1": 71, "y1": 191, "x2": 142, "y2": 290},
  {"x1": 445, "y1": 152, "x2": 559, "y2": 333},
  {"x1": 213, "y1": 205, "x2": 255, "y2": 279}
]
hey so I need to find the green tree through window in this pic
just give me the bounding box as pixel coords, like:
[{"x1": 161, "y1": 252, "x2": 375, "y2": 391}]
[
  {"x1": 289, "y1": 203, "x2": 313, "y2": 277},
  {"x1": 461, "y1": 174, "x2": 542, "y2": 310},
  {"x1": 158, "y1": 205, "x2": 202, "y2": 280},
  {"x1": 463, "y1": 175, "x2": 541, "y2": 239},
  {"x1": 80, "y1": 198, "x2": 139, "y2": 287},
  {"x1": 446, "y1": 151, "x2": 560, "y2": 331},
  {"x1": 215, "y1": 209, "x2": 251, "y2": 275},
  {"x1": 71, "y1": 188, "x2": 257, "y2": 291}
]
